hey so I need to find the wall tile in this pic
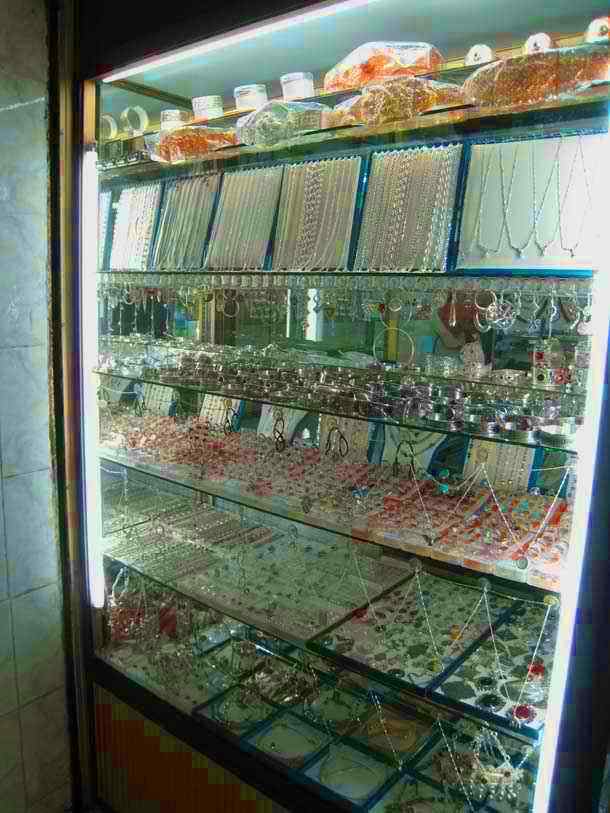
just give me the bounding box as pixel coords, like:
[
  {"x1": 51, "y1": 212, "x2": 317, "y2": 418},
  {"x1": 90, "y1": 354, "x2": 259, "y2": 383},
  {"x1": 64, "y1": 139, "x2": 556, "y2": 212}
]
[
  {"x1": 26, "y1": 781, "x2": 70, "y2": 813},
  {"x1": 0, "y1": 96, "x2": 48, "y2": 352},
  {"x1": 0, "y1": 347, "x2": 49, "y2": 477},
  {"x1": 12, "y1": 584, "x2": 63, "y2": 706},
  {"x1": 0, "y1": 601, "x2": 18, "y2": 715},
  {"x1": 4, "y1": 470, "x2": 56, "y2": 597},
  {"x1": 0, "y1": 263, "x2": 47, "y2": 351},
  {"x1": 20, "y1": 688, "x2": 70, "y2": 806},
  {"x1": 0, "y1": 0, "x2": 47, "y2": 101},
  {"x1": 0, "y1": 478, "x2": 7, "y2": 601},
  {"x1": 0, "y1": 710, "x2": 26, "y2": 813}
]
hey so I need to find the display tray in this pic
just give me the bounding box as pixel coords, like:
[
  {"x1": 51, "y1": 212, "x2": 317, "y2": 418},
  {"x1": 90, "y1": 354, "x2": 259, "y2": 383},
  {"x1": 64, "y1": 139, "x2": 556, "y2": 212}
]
[
  {"x1": 368, "y1": 773, "x2": 477, "y2": 812},
  {"x1": 432, "y1": 601, "x2": 558, "y2": 738},
  {"x1": 411, "y1": 720, "x2": 539, "y2": 813},
  {"x1": 102, "y1": 505, "x2": 413, "y2": 642},
  {"x1": 310, "y1": 571, "x2": 516, "y2": 694},
  {"x1": 99, "y1": 631, "x2": 236, "y2": 714},
  {"x1": 304, "y1": 741, "x2": 395, "y2": 805},
  {"x1": 101, "y1": 487, "x2": 196, "y2": 535},
  {"x1": 99, "y1": 449, "x2": 570, "y2": 593}
]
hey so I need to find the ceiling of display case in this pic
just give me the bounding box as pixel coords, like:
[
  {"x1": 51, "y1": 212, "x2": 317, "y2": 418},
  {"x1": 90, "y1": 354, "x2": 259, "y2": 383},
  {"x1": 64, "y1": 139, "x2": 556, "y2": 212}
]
[{"x1": 100, "y1": 0, "x2": 609, "y2": 119}]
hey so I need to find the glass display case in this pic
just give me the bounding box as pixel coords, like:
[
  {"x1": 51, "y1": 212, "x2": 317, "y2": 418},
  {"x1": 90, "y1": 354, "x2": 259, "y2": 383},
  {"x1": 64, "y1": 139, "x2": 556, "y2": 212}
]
[{"x1": 79, "y1": 5, "x2": 610, "y2": 811}]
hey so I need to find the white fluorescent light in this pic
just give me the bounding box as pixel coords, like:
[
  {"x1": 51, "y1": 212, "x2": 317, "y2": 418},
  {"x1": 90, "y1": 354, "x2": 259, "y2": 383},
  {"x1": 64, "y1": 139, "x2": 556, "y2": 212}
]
[
  {"x1": 80, "y1": 148, "x2": 105, "y2": 609},
  {"x1": 102, "y1": 0, "x2": 382, "y2": 82}
]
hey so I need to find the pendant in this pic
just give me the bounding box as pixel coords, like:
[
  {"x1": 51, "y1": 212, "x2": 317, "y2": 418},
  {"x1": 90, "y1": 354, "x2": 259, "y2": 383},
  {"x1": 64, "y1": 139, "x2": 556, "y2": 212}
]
[
  {"x1": 512, "y1": 704, "x2": 536, "y2": 724},
  {"x1": 476, "y1": 674, "x2": 496, "y2": 692},
  {"x1": 478, "y1": 692, "x2": 505, "y2": 712}
]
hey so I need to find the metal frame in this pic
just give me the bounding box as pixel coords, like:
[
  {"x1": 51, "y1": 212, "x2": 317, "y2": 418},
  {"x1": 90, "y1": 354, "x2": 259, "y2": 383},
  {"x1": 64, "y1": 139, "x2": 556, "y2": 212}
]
[{"x1": 55, "y1": 10, "x2": 610, "y2": 811}]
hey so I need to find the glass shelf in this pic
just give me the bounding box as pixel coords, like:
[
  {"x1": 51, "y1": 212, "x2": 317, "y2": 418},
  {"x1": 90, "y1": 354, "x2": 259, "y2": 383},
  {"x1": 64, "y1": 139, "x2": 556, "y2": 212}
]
[
  {"x1": 97, "y1": 269, "x2": 596, "y2": 285},
  {"x1": 100, "y1": 504, "x2": 556, "y2": 740},
  {"x1": 95, "y1": 370, "x2": 582, "y2": 454},
  {"x1": 99, "y1": 449, "x2": 569, "y2": 594},
  {"x1": 101, "y1": 506, "x2": 413, "y2": 643},
  {"x1": 98, "y1": 88, "x2": 610, "y2": 181}
]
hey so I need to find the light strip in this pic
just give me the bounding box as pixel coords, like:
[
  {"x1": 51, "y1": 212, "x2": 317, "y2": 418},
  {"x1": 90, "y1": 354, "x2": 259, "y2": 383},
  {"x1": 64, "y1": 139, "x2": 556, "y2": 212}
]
[
  {"x1": 532, "y1": 271, "x2": 610, "y2": 807},
  {"x1": 102, "y1": 0, "x2": 382, "y2": 82},
  {"x1": 81, "y1": 147, "x2": 105, "y2": 609}
]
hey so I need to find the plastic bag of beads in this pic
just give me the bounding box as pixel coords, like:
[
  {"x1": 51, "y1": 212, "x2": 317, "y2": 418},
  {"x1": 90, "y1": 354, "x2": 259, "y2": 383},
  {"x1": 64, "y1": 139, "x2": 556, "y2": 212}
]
[
  {"x1": 159, "y1": 125, "x2": 237, "y2": 162},
  {"x1": 236, "y1": 100, "x2": 330, "y2": 146},
  {"x1": 321, "y1": 96, "x2": 362, "y2": 128},
  {"x1": 358, "y1": 75, "x2": 469, "y2": 124},
  {"x1": 323, "y1": 77, "x2": 469, "y2": 127},
  {"x1": 323, "y1": 41, "x2": 444, "y2": 92},
  {"x1": 463, "y1": 42, "x2": 610, "y2": 109}
]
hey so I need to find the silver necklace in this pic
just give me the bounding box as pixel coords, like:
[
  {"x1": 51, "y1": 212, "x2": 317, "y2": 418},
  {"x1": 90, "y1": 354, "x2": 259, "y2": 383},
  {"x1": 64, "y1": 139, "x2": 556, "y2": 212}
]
[
  {"x1": 558, "y1": 136, "x2": 594, "y2": 259},
  {"x1": 500, "y1": 143, "x2": 531, "y2": 258},
  {"x1": 532, "y1": 139, "x2": 564, "y2": 257}
]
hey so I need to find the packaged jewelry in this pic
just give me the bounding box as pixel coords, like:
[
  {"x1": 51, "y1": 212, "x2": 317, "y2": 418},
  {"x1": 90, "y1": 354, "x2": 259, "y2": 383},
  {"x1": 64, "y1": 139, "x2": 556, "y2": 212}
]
[
  {"x1": 323, "y1": 76, "x2": 470, "y2": 128},
  {"x1": 462, "y1": 42, "x2": 610, "y2": 109},
  {"x1": 236, "y1": 100, "x2": 329, "y2": 146},
  {"x1": 273, "y1": 157, "x2": 361, "y2": 271},
  {"x1": 355, "y1": 144, "x2": 463, "y2": 272},
  {"x1": 159, "y1": 125, "x2": 237, "y2": 163},
  {"x1": 324, "y1": 41, "x2": 444, "y2": 92},
  {"x1": 458, "y1": 134, "x2": 607, "y2": 270}
]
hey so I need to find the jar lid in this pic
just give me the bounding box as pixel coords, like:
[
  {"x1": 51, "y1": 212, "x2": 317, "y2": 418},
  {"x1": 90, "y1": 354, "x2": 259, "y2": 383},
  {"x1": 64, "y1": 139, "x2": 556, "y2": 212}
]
[
  {"x1": 280, "y1": 72, "x2": 313, "y2": 82},
  {"x1": 160, "y1": 109, "x2": 191, "y2": 121},
  {"x1": 192, "y1": 95, "x2": 223, "y2": 106},
  {"x1": 234, "y1": 84, "x2": 267, "y2": 94}
]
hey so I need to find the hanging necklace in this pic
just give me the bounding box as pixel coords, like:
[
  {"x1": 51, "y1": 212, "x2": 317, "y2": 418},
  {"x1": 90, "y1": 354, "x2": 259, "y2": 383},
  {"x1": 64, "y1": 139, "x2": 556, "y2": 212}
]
[
  {"x1": 473, "y1": 146, "x2": 507, "y2": 259},
  {"x1": 500, "y1": 142, "x2": 535, "y2": 259},
  {"x1": 558, "y1": 136, "x2": 594, "y2": 259},
  {"x1": 532, "y1": 139, "x2": 564, "y2": 257}
]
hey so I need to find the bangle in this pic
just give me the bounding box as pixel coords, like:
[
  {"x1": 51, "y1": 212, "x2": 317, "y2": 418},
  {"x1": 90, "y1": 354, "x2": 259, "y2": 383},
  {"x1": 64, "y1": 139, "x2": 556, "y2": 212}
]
[{"x1": 120, "y1": 105, "x2": 150, "y2": 135}]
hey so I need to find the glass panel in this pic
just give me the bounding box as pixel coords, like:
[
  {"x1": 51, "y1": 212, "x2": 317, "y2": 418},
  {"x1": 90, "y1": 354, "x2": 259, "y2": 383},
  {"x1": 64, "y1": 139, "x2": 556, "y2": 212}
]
[{"x1": 84, "y1": 6, "x2": 610, "y2": 811}]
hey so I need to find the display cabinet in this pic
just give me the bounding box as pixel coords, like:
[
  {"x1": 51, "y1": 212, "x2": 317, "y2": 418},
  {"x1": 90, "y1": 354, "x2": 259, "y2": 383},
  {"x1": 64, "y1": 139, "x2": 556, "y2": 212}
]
[{"x1": 77, "y1": 6, "x2": 610, "y2": 811}]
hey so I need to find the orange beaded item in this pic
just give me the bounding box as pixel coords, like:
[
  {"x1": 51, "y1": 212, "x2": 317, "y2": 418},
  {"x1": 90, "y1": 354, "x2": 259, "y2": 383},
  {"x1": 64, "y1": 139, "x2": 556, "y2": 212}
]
[
  {"x1": 323, "y1": 76, "x2": 469, "y2": 128},
  {"x1": 159, "y1": 126, "x2": 237, "y2": 163},
  {"x1": 463, "y1": 43, "x2": 610, "y2": 110},
  {"x1": 324, "y1": 41, "x2": 444, "y2": 92}
]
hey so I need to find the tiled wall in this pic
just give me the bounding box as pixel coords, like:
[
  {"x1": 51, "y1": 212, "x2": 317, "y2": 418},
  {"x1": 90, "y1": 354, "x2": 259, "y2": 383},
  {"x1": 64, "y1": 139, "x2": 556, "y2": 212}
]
[{"x1": 0, "y1": 1, "x2": 71, "y2": 811}]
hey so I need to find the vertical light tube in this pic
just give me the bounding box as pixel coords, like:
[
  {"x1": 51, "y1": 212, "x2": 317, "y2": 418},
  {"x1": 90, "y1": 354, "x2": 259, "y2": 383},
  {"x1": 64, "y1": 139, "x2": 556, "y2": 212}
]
[
  {"x1": 80, "y1": 146, "x2": 105, "y2": 608},
  {"x1": 533, "y1": 276, "x2": 610, "y2": 811}
]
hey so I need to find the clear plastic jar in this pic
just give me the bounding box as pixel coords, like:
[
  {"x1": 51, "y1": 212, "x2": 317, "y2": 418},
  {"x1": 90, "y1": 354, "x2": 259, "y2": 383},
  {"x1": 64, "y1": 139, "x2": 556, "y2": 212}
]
[
  {"x1": 233, "y1": 84, "x2": 268, "y2": 111},
  {"x1": 192, "y1": 95, "x2": 224, "y2": 120},
  {"x1": 160, "y1": 109, "x2": 192, "y2": 131},
  {"x1": 280, "y1": 72, "x2": 315, "y2": 101}
]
